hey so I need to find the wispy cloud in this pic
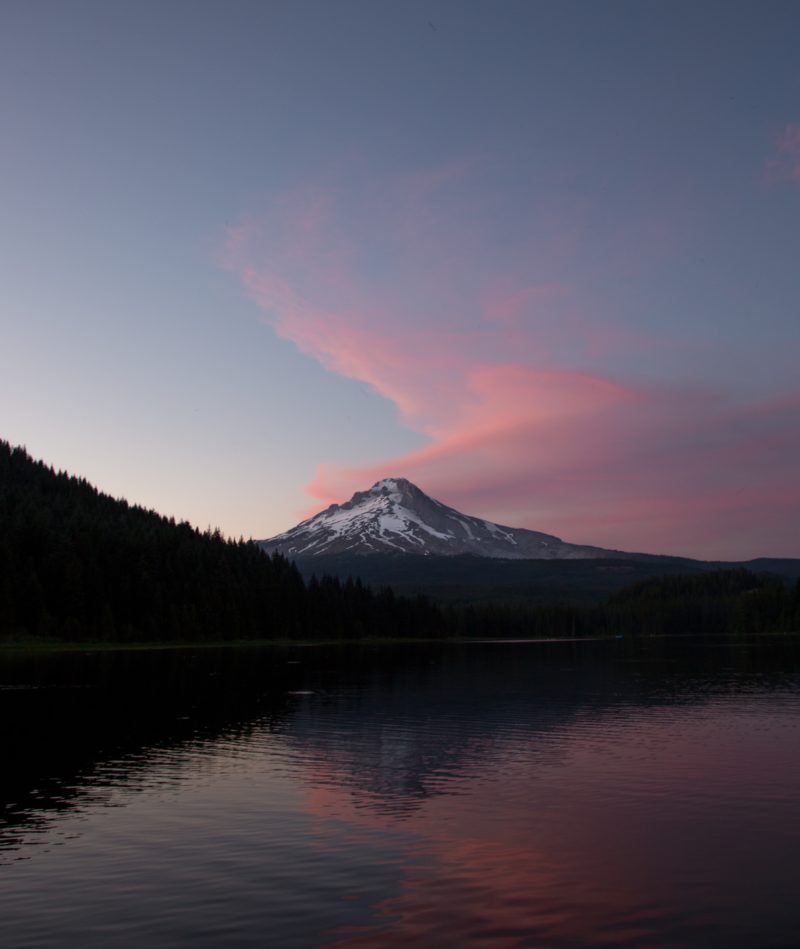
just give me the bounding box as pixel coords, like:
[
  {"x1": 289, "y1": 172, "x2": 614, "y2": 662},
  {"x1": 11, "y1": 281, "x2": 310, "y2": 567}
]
[
  {"x1": 223, "y1": 168, "x2": 800, "y2": 559},
  {"x1": 765, "y1": 123, "x2": 800, "y2": 185}
]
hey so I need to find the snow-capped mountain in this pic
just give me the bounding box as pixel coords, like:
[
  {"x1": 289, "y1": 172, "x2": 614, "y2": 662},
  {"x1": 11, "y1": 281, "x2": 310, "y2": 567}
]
[{"x1": 259, "y1": 478, "x2": 631, "y2": 560}]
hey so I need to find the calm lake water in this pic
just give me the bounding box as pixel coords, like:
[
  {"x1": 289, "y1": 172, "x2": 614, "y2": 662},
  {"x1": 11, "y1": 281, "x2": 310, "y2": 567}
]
[{"x1": 2, "y1": 637, "x2": 800, "y2": 948}]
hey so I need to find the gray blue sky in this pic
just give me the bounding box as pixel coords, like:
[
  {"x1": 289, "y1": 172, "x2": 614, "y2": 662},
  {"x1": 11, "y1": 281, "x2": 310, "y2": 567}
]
[{"x1": 2, "y1": 0, "x2": 799, "y2": 558}]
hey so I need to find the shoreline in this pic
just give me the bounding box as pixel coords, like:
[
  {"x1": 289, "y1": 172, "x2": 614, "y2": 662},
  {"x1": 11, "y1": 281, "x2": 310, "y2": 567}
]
[{"x1": 2, "y1": 631, "x2": 798, "y2": 655}]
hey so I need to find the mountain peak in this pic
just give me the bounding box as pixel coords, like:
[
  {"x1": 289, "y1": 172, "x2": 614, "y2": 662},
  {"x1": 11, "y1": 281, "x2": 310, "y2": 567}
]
[
  {"x1": 365, "y1": 477, "x2": 414, "y2": 496},
  {"x1": 359, "y1": 477, "x2": 423, "y2": 503},
  {"x1": 260, "y1": 479, "x2": 625, "y2": 561}
]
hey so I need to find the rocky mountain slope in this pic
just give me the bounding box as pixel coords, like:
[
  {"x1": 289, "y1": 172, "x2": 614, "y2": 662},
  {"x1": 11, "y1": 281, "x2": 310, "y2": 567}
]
[{"x1": 259, "y1": 478, "x2": 642, "y2": 560}]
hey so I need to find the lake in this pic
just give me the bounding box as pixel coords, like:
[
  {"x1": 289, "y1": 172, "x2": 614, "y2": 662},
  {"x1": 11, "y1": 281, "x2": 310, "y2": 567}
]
[{"x1": 2, "y1": 637, "x2": 800, "y2": 947}]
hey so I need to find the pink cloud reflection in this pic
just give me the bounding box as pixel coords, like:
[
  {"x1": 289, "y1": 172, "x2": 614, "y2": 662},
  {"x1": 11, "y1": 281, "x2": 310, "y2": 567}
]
[{"x1": 224, "y1": 173, "x2": 800, "y2": 559}]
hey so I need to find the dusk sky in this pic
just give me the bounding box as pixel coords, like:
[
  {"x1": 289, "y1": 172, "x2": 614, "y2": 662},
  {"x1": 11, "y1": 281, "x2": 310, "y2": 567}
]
[{"x1": 2, "y1": 0, "x2": 799, "y2": 559}]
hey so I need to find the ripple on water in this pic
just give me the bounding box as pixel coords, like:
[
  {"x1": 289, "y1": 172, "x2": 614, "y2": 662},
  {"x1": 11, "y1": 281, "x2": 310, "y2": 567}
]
[{"x1": 2, "y1": 642, "x2": 800, "y2": 947}]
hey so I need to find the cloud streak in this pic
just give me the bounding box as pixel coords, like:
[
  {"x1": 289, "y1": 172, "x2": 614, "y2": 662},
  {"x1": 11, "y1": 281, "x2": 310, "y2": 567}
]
[
  {"x1": 765, "y1": 123, "x2": 800, "y2": 185},
  {"x1": 224, "y1": 169, "x2": 800, "y2": 559}
]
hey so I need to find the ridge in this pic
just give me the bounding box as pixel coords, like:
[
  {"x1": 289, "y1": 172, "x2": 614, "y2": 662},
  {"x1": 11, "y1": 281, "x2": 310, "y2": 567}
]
[{"x1": 258, "y1": 479, "x2": 637, "y2": 561}]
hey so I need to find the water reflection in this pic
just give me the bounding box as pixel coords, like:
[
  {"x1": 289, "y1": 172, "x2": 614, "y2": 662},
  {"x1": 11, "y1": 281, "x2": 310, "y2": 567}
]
[
  {"x1": 313, "y1": 694, "x2": 800, "y2": 947},
  {"x1": 1, "y1": 647, "x2": 295, "y2": 852},
  {"x1": 2, "y1": 639, "x2": 800, "y2": 947}
]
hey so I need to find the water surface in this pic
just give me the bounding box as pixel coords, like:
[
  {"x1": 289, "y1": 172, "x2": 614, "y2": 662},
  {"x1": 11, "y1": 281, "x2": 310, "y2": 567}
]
[{"x1": 2, "y1": 638, "x2": 800, "y2": 947}]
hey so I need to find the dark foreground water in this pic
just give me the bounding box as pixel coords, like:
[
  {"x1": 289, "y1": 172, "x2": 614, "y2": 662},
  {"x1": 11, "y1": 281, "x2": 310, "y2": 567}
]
[{"x1": 2, "y1": 637, "x2": 800, "y2": 948}]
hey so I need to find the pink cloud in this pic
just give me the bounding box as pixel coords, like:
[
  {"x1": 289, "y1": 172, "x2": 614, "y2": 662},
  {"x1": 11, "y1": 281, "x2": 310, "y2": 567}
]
[
  {"x1": 764, "y1": 123, "x2": 800, "y2": 185},
  {"x1": 304, "y1": 389, "x2": 800, "y2": 558},
  {"x1": 483, "y1": 283, "x2": 569, "y2": 327},
  {"x1": 223, "y1": 169, "x2": 800, "y2": 559}
]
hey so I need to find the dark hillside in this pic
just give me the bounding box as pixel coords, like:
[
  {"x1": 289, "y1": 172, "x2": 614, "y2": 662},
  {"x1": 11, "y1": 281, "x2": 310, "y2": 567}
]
[
  {"x1": 292, "y1": 553, "x2": 800, "y2": 606},
  {"x1": 602, "y1": 569, "x2": 800, "y2": 637},
  {"x1": 0, "y1": 441, "x2": 440, "y2": 643}
]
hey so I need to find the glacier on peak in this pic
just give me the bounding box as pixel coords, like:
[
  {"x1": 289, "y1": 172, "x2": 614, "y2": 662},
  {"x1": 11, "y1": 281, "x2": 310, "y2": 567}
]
[{"x1": 259, "y1": 478, "x2": 633, "y2": 561}]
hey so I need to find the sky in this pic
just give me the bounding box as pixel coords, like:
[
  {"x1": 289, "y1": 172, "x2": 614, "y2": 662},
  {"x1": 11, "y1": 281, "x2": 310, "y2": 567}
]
[{"x1": 2, "y1": 0, "x2": 799, "y2": 560}]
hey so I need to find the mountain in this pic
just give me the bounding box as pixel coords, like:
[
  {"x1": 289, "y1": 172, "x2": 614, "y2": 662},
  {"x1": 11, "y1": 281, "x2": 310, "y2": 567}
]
[{"x1": 259, "y1": 477, "x2": 655, "y2": 561}]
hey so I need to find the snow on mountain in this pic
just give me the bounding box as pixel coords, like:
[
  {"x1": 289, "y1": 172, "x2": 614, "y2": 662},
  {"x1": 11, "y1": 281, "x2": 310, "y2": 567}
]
[{"x1": 258, "y1": 478, "x2": 628, "y2": 560}]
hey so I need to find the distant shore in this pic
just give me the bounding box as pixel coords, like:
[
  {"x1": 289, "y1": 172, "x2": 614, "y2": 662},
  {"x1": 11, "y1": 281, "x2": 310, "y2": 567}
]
[{"x1": 3, "y1": 631, "x2": 799, "y2": 655}]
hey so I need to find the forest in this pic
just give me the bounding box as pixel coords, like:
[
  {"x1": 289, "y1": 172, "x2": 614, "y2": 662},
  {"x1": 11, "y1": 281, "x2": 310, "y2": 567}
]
[{"x1": 1, "y1": 440, "x2": 798, "y2": 644}]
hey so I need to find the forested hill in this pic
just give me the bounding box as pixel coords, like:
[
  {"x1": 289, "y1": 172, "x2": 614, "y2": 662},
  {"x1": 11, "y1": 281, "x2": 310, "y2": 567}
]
[
  {"x1": 2, "y1": 439, "x2": 798, "y2": 644},
  {"x1": 0, "y1": 441, "x2": 440, "y2": 643}
]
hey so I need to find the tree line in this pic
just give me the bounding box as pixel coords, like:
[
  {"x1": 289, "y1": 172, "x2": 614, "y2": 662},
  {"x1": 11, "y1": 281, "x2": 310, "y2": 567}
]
[
  {"x1": 1, "y1": 439, "x2": 798, "y2": 643},
  {"x1": 442, "y1": 568, "x2": 800, "y2": 640},
  {"x1": 0, "y1": 440, "x2": 443, "y2": 642}
]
